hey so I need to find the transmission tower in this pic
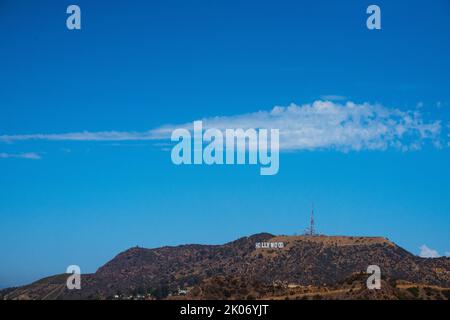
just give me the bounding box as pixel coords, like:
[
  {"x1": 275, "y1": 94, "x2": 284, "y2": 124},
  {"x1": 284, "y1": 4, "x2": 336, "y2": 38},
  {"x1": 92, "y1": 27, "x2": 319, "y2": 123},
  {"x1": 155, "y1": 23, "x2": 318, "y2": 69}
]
[
  {"x1": 309, "y1": 203, "x2": 315, "y2": 236},
  {"x1": 304, "y1": 203, "x2": 316, "y2": 236}
]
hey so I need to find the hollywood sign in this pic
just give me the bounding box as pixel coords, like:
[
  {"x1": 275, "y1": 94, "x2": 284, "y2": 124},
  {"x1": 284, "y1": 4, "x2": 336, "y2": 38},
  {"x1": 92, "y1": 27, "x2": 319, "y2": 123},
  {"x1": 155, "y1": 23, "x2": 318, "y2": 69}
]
[{"x1": 255, "y1": 242, "x2": 284, "y2": 249}]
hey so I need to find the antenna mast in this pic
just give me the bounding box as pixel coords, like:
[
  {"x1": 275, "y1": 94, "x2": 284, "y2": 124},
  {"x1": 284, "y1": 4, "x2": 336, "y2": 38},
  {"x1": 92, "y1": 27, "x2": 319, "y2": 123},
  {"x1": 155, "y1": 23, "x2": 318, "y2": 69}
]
[
  {"x1": 304, "y1": 203, "x2": 316, "y2": 236},
  {"x1": 309, "y1": 203, "x2": 315, "y2": 236}
]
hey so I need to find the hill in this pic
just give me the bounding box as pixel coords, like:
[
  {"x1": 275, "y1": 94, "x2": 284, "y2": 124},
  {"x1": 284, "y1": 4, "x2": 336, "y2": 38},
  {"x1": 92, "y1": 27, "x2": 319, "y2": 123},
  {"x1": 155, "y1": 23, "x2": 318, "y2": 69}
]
[{"x1": 2, "y1": 233, "x2": 449, "y2": 300}]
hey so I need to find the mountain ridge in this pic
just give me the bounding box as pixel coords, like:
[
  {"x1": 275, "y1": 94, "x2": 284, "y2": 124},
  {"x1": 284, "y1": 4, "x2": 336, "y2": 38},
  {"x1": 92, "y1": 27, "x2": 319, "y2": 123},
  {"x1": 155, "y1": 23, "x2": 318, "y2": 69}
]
[{"x1": 2, "y1": 233, "x2": 449, "y2": 300}]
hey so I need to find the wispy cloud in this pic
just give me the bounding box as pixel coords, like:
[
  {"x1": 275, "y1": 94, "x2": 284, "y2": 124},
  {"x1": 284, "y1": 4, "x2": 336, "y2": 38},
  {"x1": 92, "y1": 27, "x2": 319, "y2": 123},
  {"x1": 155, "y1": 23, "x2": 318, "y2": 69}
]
[
  {"x1": 0, "y1": 152, "x2": 42, "y2": 160},
  {"x1": 320, "y1": 95, "x2": 347, "y2": 101},
  {"x1": 419, "y1": 244, "x2": 440, "y2": 258},
  {"x1": 448, "y1": 124, "x2": 450, "y2": 147},
  {"x1": 0, "y1": 131, "x2": 163, "y2": 143},
  {"x1": 0, "y1": 100, "x2": 444, "y2": 152}
]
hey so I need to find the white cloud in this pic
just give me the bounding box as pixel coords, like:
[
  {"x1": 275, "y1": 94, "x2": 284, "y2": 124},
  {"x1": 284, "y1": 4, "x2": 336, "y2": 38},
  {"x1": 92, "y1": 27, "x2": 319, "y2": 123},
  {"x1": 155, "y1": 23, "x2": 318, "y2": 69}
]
[
  {"x1": 162, "y1": 100, "x2": 442, "y2": 152},
  {"x1": 419, "y1": 244, "x2": 440, "y2": 258},
  {"x1": 0, "y1": 100, "x2": 443, "y2": 152},
  {"x1": 0, "y1": 152, "x2": 41, "y2": 160}
]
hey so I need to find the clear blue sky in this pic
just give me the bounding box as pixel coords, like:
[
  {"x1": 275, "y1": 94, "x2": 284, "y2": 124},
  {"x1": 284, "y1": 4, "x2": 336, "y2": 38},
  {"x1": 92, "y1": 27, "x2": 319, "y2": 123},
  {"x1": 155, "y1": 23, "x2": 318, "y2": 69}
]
[{"x1": 0, "y1": 0, "x2": 449, "y2": 287}]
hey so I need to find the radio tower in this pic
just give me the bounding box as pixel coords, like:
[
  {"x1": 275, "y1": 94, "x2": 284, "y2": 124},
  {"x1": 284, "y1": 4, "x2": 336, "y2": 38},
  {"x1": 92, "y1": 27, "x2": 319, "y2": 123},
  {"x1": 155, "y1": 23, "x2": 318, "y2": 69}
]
[
  {"x1": 304, "y1": 203, "x2": 316, "y2": 236},
  {"x1": 309, "y1": 203, "x2": 315, "y2": 236}
]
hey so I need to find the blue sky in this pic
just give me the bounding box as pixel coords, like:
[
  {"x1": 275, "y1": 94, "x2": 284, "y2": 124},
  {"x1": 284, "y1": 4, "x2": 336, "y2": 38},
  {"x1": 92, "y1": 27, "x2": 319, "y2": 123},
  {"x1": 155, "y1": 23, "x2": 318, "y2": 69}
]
[{"x1": 0, "y1": 0, "x2": 449, "y2": 287}]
